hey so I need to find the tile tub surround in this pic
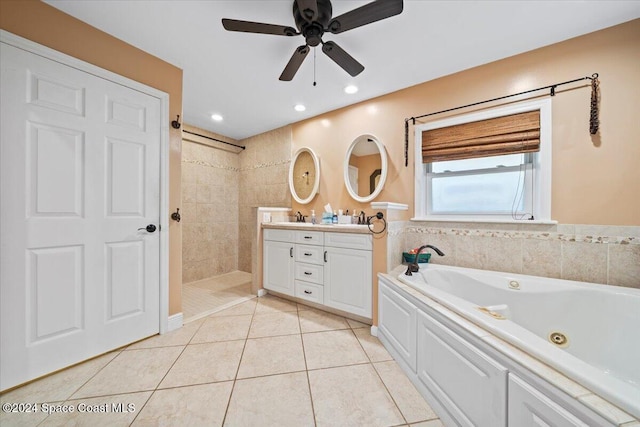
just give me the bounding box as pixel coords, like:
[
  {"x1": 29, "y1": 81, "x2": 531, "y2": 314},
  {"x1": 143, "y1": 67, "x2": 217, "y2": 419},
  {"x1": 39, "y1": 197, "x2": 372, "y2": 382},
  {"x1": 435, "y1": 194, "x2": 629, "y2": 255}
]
[
  {"x1": 0, "y1": 295, "x2": 441, "y2": 426},
  {"x1": 389, "y1": 221, "x2": 640, "y2": 288}
]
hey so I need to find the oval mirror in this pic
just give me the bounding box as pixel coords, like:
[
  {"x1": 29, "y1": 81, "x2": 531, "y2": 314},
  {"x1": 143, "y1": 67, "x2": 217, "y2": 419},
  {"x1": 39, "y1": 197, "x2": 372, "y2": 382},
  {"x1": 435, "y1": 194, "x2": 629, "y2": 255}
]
[
  {"x1": 289, "y1": 147, "x2": 320, "y2": 204},
  {"x1": 344, "y1": 134, "x2": 387, "y2": 203}
]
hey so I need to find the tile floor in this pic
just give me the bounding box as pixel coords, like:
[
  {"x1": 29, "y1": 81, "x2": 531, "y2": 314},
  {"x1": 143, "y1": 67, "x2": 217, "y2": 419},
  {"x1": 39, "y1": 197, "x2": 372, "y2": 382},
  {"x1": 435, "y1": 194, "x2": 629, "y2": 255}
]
[
  {"x1": 0, "y1": 295, "x2": 443, "y2": 427},
  {"x1": 182, "y1": 271, "x2": 254, "y2": 322}
]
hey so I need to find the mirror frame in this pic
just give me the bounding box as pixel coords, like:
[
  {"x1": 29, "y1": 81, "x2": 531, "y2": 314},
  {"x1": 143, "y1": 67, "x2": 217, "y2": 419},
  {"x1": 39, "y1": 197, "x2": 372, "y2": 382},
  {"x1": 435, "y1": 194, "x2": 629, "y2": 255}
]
[
  {"x1": 289, "y1": 147, "x2": 320, "y2": 204},
  {"x1": 343, "y1": 134, "x2": 388, "y2": 203}
]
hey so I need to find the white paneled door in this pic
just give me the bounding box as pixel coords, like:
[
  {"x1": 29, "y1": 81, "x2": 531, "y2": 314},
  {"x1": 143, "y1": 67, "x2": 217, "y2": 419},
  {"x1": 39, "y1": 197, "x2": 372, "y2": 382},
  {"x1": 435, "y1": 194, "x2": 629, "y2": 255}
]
[{"x1": 0, "y1": 42, "x2": 161, "y2": 390}]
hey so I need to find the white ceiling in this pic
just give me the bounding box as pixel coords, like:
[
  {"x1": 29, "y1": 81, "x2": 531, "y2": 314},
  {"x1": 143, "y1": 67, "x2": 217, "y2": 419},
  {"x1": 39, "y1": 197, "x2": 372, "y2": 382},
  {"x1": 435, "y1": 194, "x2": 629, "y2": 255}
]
[{"x1": 45, "y1": 1, "x2": 640, "y2": 140}]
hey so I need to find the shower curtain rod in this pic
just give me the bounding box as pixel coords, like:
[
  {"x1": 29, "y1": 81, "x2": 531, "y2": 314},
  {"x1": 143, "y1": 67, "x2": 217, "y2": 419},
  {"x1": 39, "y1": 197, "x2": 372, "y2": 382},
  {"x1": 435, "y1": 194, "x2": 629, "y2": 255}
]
[
  {"x1": 183, "y1": 129, "x2": 246, "y2": 150},
  {"x1": 403, "y1": 73, "x2": 599, "y2": 166}
]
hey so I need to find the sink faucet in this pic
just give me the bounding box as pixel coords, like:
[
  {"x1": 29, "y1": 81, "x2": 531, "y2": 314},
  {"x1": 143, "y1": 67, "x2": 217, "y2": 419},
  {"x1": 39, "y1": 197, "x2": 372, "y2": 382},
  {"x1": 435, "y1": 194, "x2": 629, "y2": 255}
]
[
  {"x1": 405, "y1": 245, "x2": 445, "y2": 276},
  {"x1": 358, "y1": 211, "x2": 366, "y2": 225},
  {"x1": 295, "y1": 211, "x2": 307, "y2": 223}
]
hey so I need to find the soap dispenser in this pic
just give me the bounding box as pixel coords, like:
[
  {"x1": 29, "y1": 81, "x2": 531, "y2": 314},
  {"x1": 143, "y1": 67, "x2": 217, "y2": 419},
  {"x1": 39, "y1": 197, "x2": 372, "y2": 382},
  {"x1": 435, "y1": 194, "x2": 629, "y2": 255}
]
[
  {"x1": 311, "y1": 210, "x2": 316, "y2": 224},
  {"x1": 332, "y1": 211, "x2": 338, "y2": 224}
]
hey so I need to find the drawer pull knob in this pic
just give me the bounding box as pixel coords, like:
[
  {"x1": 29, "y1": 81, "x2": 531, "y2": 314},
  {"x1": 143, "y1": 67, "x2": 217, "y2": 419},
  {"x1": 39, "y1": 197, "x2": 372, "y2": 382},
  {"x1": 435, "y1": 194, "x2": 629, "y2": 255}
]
[
  {"x1": 304, "y1": 252, "x2": 312, "y2": 256},
  {"x1": 304, "y1": 236, "x2": 312, "y2": 239},
  {"x1": 304, "y1": 290, "x2": 312, "y2": 294},
  {"x1": 304, "y1": 272, "x2": 312, "y2": 275}
]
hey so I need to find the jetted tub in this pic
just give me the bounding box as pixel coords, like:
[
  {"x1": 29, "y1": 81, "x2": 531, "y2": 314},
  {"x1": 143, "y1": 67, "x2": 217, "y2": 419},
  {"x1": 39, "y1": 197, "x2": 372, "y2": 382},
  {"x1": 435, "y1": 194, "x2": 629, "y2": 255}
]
[{"x1": 397, "y1": 263, "x2": 640, "y2": 419}]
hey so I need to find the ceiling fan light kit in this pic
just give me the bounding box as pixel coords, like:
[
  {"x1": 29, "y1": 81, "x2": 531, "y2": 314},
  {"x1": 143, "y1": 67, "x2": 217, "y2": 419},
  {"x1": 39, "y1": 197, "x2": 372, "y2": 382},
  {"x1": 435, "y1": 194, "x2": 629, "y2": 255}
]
[{"x1": 222, "y1": 0, "x2": 403, "y2": 81}]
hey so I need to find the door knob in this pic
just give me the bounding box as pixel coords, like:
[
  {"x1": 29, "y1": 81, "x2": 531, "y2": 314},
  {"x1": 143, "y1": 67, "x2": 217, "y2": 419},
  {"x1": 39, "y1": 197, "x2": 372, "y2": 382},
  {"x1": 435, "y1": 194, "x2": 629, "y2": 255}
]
[{"x1": 138, "y1": 224, "x2": 157, "y2": 233}]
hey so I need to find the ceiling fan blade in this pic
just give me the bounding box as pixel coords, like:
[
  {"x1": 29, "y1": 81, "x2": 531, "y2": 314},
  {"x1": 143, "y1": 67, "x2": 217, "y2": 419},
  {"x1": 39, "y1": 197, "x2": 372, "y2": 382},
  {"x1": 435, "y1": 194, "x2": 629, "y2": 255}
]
[
  {"x1": 321, "y1": 41, "x2": 364, "y2": 77},
  {"x1": 327, "y1": 0, "x2": 403, "y2": 34},
  {"x1": 296, "y1": 0, "x2": 318, "y2": 22},
  {"x1": 279, "y1": 45, "x2": 310, "y2": 81},
  {"x1": 222, "y1": 18, "x2": 298, "y2": 36}
]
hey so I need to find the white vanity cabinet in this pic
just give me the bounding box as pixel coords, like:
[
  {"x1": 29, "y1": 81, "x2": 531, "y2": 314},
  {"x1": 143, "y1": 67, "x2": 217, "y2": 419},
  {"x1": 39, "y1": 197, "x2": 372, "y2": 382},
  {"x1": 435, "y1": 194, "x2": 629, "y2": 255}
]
[
  {"x1": 263, "y1": 229, "x2": 295, "y2": 296},
  {"x1": 263, "y1": 227, "x2": 372, "y2": 318}
]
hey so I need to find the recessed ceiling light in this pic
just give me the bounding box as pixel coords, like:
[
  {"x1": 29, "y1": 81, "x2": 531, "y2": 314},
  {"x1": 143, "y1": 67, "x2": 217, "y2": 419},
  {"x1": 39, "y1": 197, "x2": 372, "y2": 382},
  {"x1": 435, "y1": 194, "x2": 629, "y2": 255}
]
[
  {"x1": 294, "y1": 104, "x2": 306, "y2": 112},
  {"x1": 344, "y1": 85, "x2": 358, "y2": 94},
  {"x1": 211, "y1": 114, "x2": 223, "y2": 121}
]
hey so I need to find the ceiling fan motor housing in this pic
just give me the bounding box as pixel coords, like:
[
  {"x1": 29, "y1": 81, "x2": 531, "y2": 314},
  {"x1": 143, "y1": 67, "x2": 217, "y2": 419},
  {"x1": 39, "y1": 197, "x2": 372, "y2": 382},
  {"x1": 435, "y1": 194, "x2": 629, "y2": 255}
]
[{"x1": 293, "y1": 0, "x2": 332, "y2": 47}]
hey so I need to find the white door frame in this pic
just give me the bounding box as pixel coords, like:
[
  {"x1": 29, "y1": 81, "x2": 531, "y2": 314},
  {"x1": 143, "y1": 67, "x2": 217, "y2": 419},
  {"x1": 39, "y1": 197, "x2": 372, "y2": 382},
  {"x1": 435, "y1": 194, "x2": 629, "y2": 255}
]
[{"x1": 0, "y1": 30, "x2": 170, "y2": 334}]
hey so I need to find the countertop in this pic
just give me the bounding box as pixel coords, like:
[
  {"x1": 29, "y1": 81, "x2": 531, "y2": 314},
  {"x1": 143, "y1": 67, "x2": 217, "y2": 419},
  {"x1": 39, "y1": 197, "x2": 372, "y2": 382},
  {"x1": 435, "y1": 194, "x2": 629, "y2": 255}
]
[{"x1": 262, "y1": 222, "x2": 372, "y2": 234}]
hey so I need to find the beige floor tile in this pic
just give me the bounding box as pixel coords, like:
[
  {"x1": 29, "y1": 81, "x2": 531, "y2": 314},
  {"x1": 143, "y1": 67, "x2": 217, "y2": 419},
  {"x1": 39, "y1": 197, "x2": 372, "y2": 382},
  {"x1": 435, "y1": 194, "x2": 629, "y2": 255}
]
[
  {"x1": 298, "y1": 308, "x2": 350, "y2": 333},
  {"x1": 354, "y1": 328, "x2": 394, "y2": 362},
  {"x1": 210, "y1": 299, "x2": 257, "y2": 317},
  {"x1": 255, "y1": 294, "x2": 299, "y2": 314},
  {"x1": 159, "y1": 341, "x2": 245, "y2": 388},
  {"x1": 237, "y1": 335, "x2": 306, "y2": 379},
  {"x1": 347, "y1": 318, "x2": 370, "y2": 329},
  {"x1": 309, "y1": 364, "x2": 405, "y2": 427},
  {"x1": 248, "y1": 311, "x2": 300, "y2": 338},
  {"x1": 71, "y1": 347, "x2": 183, "y2": 398},
  {"x1": 127, "y1": 318, "x2": 204, "y2": 350},
  {"x1": 0, "y1": 351, "x2": 119, "y2": 404},
  {"x1": 191, "y1": 315, "x2": 252, "y2": 343},
  {"x1": 374, "y1": 361, "x2": 438, "y2": 423},
  {"x1": 224, "y1": 372, "x2": 314, "y2": 427},
  {"x1": 0, "y1": 403, "x2": 49, "y2": 426},
  {"x1": 133, "y1": 382, "x2": 233, "y2": 427},
  {"x1": 302, "y1": 330, "x2": 369, "y2": 370},
  {"x1": 38, "y1": 391, "x2": 152, "y2": 427}
]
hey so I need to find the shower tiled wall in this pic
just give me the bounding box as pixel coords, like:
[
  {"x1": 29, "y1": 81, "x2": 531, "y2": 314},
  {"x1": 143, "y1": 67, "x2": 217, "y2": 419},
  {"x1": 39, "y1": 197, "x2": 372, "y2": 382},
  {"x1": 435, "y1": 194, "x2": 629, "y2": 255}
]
[
  {"x1": 389, "y1": 221, "x2": 640, "y2": 288},
  {"x1": 181, "y1": 134, "x2": 240, "y2": 283},
  {"x1": 238, "y1": 126, "x2": 292, "y2": 273}
]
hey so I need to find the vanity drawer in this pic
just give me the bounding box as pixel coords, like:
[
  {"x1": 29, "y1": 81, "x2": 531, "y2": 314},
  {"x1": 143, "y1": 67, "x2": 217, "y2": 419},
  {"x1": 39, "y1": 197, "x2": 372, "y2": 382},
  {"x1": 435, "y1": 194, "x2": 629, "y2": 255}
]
[
  {"x1": 264, "y1": 228, "x2": 296, "y2": 243},
  {"x1": 294, "y1": 262, "x2": 324, "y2": 285},
  {"x1": 325, "y1": 232, "x2": 372, "y2": 250},
  {"x1": 295, "y1": 281, "x2": 324, "y2": 304},
  {"x1": 295, "y1": 230, "x2": 324, "y2": 246},
  {"x1": 295, "y1": 245, "x2": 324, "y2": 265}
]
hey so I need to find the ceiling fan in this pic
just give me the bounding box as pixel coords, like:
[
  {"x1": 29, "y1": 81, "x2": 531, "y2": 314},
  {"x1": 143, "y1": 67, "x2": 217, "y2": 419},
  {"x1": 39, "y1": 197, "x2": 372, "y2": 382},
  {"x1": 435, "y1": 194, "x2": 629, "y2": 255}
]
[{"x1": 222, "y1": 0, "x2": 403, "y2": 81}]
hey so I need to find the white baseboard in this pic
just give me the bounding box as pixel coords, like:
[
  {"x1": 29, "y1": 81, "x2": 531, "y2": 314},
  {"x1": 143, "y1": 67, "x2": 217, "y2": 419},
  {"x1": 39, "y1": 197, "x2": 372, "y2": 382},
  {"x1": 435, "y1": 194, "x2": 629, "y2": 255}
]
[
  {"x1": 166, "y1": 312, "x2": 183, "y2": 333},
  {"x1": 257, "y1": 288, "x2": 268, "y2": 297},
  {"x1": 370, "y1": 325, "x2": 379, "y2": 337}
]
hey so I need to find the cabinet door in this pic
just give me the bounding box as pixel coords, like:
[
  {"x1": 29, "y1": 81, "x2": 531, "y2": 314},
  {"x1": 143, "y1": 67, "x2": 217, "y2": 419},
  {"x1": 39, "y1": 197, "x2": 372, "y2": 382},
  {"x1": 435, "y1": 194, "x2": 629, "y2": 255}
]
[
  {"x1": 417, "y1": 311, "x2": 507, "y2": 427},
  {"x1": 509, "y1": 374, "x2": 590, "y2": 427},
  {"x1": 263, "y1": 240, "x2": 294, "y2": 296},
  {"x1": 324, "y1": 246, "x2": 372, "y2": 318},
  {"x1": 378, "y1": 281, "x2": 417, "y2": 371}
]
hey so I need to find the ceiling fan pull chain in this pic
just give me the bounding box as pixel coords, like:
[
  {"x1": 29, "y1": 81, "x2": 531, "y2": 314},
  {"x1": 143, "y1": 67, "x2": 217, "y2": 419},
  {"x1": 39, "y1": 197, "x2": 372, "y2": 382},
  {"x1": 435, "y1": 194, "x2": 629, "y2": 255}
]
[{"x1": 313, "y1": 46, "x2": 317, "y2": 86}]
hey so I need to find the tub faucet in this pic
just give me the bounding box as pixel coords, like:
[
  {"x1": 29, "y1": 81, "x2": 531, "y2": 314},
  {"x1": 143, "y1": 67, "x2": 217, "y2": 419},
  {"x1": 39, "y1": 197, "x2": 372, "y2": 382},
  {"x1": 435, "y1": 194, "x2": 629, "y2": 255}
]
[{"x1": 405, "y1": 245, "x2": 445, "y2": 276}]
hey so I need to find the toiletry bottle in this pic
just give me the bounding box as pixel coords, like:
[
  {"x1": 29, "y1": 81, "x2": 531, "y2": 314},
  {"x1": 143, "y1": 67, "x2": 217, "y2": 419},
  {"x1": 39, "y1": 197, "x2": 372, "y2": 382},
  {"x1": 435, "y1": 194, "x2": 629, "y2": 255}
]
[
  {"x1": 332, "y1": 211, "x2": 338, "y2": 224},
  {"x1": 352, "y1": 209, "x2": 358, "y2": 224},
  {"x1": 311, "y1": 210, "x2": 316, "y2": 224}
]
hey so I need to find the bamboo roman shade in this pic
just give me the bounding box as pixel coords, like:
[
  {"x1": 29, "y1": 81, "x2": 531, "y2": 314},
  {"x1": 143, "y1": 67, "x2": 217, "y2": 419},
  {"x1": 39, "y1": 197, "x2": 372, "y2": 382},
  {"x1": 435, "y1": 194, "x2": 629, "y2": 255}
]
[{"x1": 422, "y1": 110, "x2": 540, "y2": 163}]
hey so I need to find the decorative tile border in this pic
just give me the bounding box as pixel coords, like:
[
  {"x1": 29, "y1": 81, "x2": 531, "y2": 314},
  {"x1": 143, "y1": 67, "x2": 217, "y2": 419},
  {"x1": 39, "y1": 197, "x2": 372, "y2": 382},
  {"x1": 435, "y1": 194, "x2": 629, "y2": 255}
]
[
  {"x1": 399, "y1": 222, "x2": 640, "y2": 245},
  {"x1": 239, "y1": 159, "x2": 291, "y2": 172},
  {"x1": 182, "y1": 158, "x2": 239, "y2": 172}
]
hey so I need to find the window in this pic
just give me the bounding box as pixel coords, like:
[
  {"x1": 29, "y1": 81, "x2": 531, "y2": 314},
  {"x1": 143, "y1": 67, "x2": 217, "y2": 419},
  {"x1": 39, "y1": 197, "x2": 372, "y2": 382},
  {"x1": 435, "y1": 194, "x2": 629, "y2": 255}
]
[{"x1": 414, "y1": 99, "x2": 552, "y2": 222}]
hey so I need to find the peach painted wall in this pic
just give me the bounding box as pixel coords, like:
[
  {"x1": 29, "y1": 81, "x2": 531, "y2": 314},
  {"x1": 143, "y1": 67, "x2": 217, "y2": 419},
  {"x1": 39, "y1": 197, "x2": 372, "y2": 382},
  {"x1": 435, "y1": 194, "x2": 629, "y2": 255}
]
[
  {"x1": 291, "y1": 19, "x2": 640, "y2": 226},
  {"x1": 1, "y1": 0, "x2": 184, "y2": 315}
]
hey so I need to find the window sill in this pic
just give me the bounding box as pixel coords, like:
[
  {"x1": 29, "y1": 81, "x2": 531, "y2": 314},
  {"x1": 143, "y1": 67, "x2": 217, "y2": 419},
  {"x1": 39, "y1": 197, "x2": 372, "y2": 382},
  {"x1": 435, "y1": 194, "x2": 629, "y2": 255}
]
[{"x1": 410, "y1": 217, "x2": 558, "y2": 226}]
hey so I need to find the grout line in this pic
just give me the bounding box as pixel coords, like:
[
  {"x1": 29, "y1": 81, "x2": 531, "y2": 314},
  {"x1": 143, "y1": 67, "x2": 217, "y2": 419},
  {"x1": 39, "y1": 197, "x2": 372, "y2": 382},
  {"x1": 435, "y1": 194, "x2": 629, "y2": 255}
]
[
  {"x1": 298, "y1": 308, "x2": 318, "y2": 427},
  {"x1": 220, "y1": 291, "x2": 257, "y2": 425}
]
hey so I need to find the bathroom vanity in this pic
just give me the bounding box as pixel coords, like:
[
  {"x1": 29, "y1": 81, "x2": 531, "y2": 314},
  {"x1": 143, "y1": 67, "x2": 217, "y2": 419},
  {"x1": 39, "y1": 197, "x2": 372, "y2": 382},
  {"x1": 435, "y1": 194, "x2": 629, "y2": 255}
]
[{"x1": 262, "y1": 223, "x2": 372, "y2": 319}]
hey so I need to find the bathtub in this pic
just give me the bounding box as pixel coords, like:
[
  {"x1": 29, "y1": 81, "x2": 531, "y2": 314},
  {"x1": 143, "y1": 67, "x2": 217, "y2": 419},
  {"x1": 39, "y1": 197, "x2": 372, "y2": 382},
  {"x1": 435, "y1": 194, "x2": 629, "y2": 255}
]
[{"x1": 396, "y1": 263, "x2": 640, "y2": 420}]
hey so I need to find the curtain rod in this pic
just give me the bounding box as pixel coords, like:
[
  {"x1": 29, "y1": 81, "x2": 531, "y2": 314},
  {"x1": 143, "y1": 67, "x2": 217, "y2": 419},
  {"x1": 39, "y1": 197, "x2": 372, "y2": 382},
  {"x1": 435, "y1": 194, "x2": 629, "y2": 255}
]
[
  {"x1": 183, "y1": 129, "x2": 245, "y2": 150},
  {"x1": 404, "y1": 73, "x2": 599, "y2": 166}
]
